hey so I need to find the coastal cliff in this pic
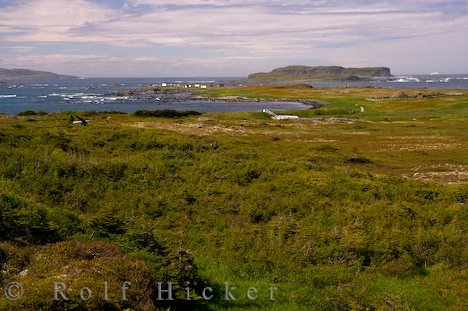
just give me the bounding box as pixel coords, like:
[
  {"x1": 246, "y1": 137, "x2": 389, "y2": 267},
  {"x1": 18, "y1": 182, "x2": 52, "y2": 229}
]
[
  {"x1": 248, "y1": 65, "x2": 392, "y2": 82},
  {"x1": 0, "y1": 68, "x2": 77, "y2": 79}
]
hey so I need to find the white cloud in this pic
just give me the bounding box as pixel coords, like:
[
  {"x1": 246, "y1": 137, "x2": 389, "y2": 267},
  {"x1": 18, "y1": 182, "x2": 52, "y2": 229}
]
[
  {"x1": 0, "y1": 0, "x2": 117, "y2": 41},
  {"x1": 0, "y1": 0, "x2": 467, "y2": 75}
]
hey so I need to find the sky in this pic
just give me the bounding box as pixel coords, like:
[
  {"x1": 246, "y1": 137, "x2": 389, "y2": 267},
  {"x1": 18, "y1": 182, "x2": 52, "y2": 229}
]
[{"x1": 0, "y1": 0, "x2": 467, "y2": 77}]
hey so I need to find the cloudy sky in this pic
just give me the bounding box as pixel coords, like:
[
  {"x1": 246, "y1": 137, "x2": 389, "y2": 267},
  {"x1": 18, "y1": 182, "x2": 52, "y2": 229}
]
[{"x1": 0, "y1": 0, "x2": 467, "y2": 77}]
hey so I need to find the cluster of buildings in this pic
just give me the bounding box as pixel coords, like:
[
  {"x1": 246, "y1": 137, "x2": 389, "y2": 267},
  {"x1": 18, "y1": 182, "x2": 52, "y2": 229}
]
[{"x1": 159, "y1": 82, "x2": 224, "y2": 89}]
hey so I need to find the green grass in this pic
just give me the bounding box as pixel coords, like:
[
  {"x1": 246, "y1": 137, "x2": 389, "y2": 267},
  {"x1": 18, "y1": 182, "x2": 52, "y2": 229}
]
[
  {"x1": 200, "y1": 85, "x2": 468, "y2": 121},
  {"x1": 0, "y1": 88, "x2": 467, "y2": 310}
]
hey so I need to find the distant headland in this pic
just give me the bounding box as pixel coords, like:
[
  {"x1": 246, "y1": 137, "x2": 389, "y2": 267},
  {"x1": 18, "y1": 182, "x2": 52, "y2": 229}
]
[
  {"x1": 0, "y1": 68, "x2": 78, "y2": 79},
  {"x1": 248, "y1": 65, "x2": 392, "y2": 82}
]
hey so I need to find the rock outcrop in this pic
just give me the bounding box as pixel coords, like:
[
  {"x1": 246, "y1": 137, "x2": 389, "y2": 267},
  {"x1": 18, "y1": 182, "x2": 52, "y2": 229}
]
[
  {"x1": 248, "y1": 65, "x2": 392, "y2": 82},
  {"x1": 0, "y1": 68, "x2": 78, "y2": 79}
]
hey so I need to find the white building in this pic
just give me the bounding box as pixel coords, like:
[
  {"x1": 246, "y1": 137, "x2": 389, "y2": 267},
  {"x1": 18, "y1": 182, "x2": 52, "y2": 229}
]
[{"x1": 262, "y1": 109, "x2": 298, "y2": 120}]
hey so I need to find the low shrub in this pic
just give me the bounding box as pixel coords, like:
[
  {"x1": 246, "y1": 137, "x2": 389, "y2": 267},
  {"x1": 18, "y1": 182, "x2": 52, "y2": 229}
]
[
  {"x1": 133, "y1": 110, "x2": 202, "y2": 118},
  {"x1": 315, "y1": 144, "x2": 339, "y2": 152},
  {"x1": 17, "y1": 110, "x2": 48, "y2": 116},
  {"x1": 345, "y1": 155, "x2": 373, "y2": 164}
]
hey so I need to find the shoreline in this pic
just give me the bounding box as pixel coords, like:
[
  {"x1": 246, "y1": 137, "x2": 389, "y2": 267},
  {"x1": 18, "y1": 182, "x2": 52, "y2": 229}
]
[{"x1": 116, "y1": 88, "x2": 325, "y2": 108}]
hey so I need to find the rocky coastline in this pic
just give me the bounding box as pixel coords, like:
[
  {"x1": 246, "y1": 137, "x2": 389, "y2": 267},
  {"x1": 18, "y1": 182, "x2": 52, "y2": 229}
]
[{"x1": 116, "y1": 88, "x2": 324, "y2": 108}]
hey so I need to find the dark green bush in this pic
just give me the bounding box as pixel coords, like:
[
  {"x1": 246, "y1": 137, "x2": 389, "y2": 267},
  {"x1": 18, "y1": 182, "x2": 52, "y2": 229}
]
[
  {"x1": 345, "y1": 155, "x2": 373, "y2": 164},
  {"x1": 89, "y1": 213, "x2": 126, "y2": 238},
  {"x1": 17, "y1": 110, "x2": 48, "y2": 116},
  {"x1": 0, "y1": 195, "x2": 60, "y2": 244},
  {"x1": 133, "y1": 109, "x2": 202, "y2": 118}
]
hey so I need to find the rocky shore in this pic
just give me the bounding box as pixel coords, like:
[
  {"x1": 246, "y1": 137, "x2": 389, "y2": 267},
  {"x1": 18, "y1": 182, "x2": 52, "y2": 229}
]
[{"x1": 116, "y1": 88, "x2": 324, "y2": 108}]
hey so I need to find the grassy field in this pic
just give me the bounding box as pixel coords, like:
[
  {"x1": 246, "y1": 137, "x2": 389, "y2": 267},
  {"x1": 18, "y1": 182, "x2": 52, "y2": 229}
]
[{"x1": 0, "y1": 85, "x2": 467, "y2": 310}]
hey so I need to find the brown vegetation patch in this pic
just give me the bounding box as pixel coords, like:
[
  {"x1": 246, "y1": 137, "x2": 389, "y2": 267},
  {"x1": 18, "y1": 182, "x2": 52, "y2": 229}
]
[
  {"x1": 382, "y1": 142, "x2": 462, "y2": 152},
  {"x1": 403, "y1": 163, "x2": 468, "y2": 184},
  {"x1": 379, "y1": 135, "x2": 463, "y2": 152},
  {"x1": 297, "y1": 117, "x2": 359, "y2": 124},
  {"x1": 130, "y1": 121, "x2": 249, "y2": 136}
]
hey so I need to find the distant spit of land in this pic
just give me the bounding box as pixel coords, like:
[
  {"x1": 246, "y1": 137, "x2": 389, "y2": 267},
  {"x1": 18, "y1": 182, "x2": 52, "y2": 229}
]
[
  {"x1": 0, "y1": 68, "x2": 78, "y2": 79},
  {"x1": 248, "y1": 65, "x2": 392, "y2": 82}
]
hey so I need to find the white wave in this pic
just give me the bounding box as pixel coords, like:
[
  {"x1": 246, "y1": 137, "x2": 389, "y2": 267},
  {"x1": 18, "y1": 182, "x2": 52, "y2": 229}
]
[
  {"x1": 38, "y1": 95, "x2": 48, "y2": 98},
  {"x1": 389, "y1": 76, "x2": 421, "y2": 83},
  {"x1": 105, "y1": 96, "x2": 128, "y2": 101},
  {"x1": 0, "y1": 94, "x2": 16, "y2": 98},
  {"x1": 57, "y1": 93, "x2": 87, "y2": 98}
]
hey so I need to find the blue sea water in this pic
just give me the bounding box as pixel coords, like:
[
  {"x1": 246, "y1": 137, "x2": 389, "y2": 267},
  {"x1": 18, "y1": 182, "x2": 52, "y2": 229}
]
[
  {"x1": 0, "y1": 75, "x2": 467, "y2": 115},
  {"x1": 307, "y1": 74, "x2": 468, "y2": 89},
  {"x1": 0, "y1": 77, "x2": 310, "y2": 114}
]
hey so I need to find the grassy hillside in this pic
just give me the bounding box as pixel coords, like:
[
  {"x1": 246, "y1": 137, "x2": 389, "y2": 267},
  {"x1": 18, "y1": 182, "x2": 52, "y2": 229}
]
[{"x1": 0, "y1": 87, "x2": 467, "y2": 310}]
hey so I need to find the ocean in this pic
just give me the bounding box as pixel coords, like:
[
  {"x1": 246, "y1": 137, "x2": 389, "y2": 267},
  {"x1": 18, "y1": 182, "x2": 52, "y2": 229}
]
[{"x1": 1, "y1": 75, "x2": 467, "y2": 115}]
